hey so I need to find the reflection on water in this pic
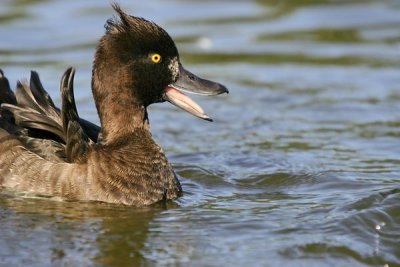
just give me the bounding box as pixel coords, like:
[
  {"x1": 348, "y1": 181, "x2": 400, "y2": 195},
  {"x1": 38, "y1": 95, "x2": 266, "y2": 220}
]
[
  {"x1": 0, "y1": 193, "x2": 169, "y2": 266},
  {"x1": 1, "y1": 0, "x2": 400, "y2": 266}
]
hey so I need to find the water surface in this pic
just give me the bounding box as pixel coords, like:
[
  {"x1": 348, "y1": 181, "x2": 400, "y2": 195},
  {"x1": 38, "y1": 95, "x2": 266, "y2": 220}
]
[{"x1": 0, "y1": 0, "x2": 400, "y2": 266}]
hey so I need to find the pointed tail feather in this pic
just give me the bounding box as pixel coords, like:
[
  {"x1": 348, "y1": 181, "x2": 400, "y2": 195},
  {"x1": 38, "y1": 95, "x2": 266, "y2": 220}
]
[
  {"x1": 60, "y1": 67, "x2": 91, "y2": 162},
  {"x1": 0, "y1": 69, "x2": 17, "y2": 106},
  {"x1": 2, "y1": 77, "x2": 65, "y2": 142}
]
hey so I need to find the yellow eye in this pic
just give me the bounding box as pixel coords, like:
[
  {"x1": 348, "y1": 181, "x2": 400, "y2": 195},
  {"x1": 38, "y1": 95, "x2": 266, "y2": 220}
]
[{"x1": 151, "y1": 54, "x2": 162, "y2": 63}]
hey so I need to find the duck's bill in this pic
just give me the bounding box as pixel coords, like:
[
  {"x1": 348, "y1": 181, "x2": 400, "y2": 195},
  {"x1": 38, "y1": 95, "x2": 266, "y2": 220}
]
[{"x1": 164, "y1": 64, "x2": 228, "y2": 121}]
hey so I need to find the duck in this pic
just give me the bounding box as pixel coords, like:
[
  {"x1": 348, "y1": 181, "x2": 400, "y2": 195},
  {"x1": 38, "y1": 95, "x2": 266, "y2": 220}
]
[{"x1": 0, "y1": 3, "x2": 228, "y2": 206}]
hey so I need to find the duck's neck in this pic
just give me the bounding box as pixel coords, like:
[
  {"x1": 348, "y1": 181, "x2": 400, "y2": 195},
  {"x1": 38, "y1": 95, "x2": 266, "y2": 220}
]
[{"x1": 92, "y1": 69, "x2": 150, "y2": 144}]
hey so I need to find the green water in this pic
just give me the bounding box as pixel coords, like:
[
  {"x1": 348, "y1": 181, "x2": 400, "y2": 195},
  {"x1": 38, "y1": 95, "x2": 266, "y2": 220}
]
[{"x1": 0, "y1": 0, "x2": 399, "y2": 266}]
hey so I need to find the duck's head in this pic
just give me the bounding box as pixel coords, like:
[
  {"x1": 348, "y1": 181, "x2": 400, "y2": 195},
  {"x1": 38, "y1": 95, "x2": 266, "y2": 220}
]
[{"x1": 92, "y1": 3, "x2": 228, "y2": 124}]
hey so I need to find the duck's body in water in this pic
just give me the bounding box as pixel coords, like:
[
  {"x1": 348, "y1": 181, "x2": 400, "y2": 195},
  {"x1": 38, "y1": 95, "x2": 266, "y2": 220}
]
[{"x1": 0, "y1": 4, "x2": 228, "y2": 206}]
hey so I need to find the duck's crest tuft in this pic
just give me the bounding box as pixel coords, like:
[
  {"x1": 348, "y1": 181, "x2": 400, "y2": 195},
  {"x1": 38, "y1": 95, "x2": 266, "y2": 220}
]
[
  {"x1": 106, "y1": 3, "x2": 130, "y2": 34},
  {"x1": 105, "y1": 2, "x2": 165, "y2": 38}
]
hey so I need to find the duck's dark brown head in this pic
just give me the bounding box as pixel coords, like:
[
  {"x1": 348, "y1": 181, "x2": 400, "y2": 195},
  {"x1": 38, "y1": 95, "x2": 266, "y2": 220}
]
[
  {"x1": 95, "y1": 4, "x2": 180, "y2": 107},
  {"x1": 92, "y1": 4, "x2": 228, "y2": 141}
]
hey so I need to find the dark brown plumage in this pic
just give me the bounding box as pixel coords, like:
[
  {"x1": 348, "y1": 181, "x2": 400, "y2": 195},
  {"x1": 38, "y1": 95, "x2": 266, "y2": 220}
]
[{"x1": 0, "y1": 4, "x2": 227, "y2": 206}]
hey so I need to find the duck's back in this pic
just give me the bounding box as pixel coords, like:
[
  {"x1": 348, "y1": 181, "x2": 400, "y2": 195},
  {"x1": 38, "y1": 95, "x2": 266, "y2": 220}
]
[
  {"x1": 0, "y1": 130, "x2": 84, "y2": 197},
  {"x1": 0, "y1": 69, "x2": 88, "y2": 198}
]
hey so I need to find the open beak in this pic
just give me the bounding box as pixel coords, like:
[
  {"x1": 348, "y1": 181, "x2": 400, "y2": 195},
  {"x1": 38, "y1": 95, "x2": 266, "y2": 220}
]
[{"x1": 163, "y1": 64, "x2": 228, "y2": 121}]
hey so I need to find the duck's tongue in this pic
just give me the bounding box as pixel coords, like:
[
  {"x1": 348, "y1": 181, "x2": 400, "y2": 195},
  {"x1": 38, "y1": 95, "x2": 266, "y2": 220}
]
[
  {"x1": 163, "y1": 64, "x2": 228, "y2": 121},
  {"x1": 165, "y1": 86, "x2": 211, "y2": 121}
]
